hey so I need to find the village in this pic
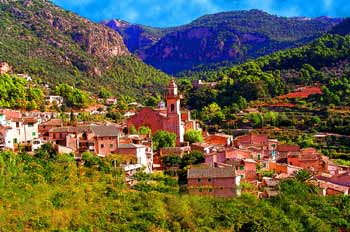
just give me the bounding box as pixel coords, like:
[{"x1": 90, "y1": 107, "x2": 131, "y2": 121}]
[{"x1": 0, "y1": 77, "x2": 350, "y2": 199}]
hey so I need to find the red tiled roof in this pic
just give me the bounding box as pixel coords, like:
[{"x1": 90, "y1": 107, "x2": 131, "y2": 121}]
[
  {"x1": 187, "y1": 166, "x2": 236, "y2": 178},
  {"x1": 277, "y1": 144, "x2": 300, "y2": 152},
  {"x1": 41, "y1": 119, "x2": 63, "y2": 126},
  {"x1": 23, "y1": 117, "x2": 37, "y2": 123},
  {"x1": 0, "y1": 109, "x2": 21, "y2": 120},
  {"x1": 329, "y1": 172, "x2": 350, "y2": 187},
  {"x1": 317, "y1": 172, "x2": 350, "y2": 187},
  {"x1": 235, "y1": 134, "x2": 268, "y2": 145}
]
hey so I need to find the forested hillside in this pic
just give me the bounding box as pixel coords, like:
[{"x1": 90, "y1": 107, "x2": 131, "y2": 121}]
[
  {"x1": 183, "y1": 30, "x2": 350, "y2": 111},
  {"x1": 0, "y1": 0, "x2": 170, "y2": 98},
  {"x1": 105, "y1": 10, "x2": 342, "y2": 75}
]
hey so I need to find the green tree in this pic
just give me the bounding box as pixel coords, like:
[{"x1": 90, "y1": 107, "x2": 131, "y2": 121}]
[
  {"x1": 98, "y1": 88, "x2": 112, "y2": 99},
  {"x1": 201, "y1": 102, "x2": 225, "y2": 124},
  {"x1": 152, "y1": 130, "x2": 177, "y2": 150},
  {"x1": 184, "y1": 130, "x2": 203, "y2": 144},
  {"x1": 295, "y1": 169, "x2": 312, "y2": 182},
  {"x1": 138, "y1": 126, "x2": 152, "y2": 136},
  {"x1": 129, "y1": 125, "x2": 138, "y2": 135},
  {"x1": 181, "y1": 151, "x2": 205, "y2": 168},
  {"x1": 161, "y1": 155, "x2": 182, "y2": 168}
]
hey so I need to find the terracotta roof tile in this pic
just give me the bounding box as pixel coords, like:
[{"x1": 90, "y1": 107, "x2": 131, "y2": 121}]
[{"x1": 188, "y1": 166, "x2": 236, "y2": 179}]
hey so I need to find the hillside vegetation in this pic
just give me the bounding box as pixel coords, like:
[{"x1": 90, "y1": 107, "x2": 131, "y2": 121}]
[
  {"x1": 0, "y1": 148, "x2": 349, "y2": 231},
  {"x1": 105, "y1": 10, "x2": 341, "y2": 75},
  {"x1": 0, "y1": 0, "x2": 170, "y2": 98}
]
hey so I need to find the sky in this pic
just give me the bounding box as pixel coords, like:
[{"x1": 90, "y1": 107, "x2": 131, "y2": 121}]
[{"x1": 52, "y1": 0, "x2": 350, "y2": 27}]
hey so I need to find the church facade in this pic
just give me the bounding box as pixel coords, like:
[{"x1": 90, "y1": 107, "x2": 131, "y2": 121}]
[{"x1": 127, "y1": 79, "x2": 199, "y2": 145}]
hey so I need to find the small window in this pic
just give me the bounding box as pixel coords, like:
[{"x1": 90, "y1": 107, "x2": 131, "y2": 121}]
[
  {"x1": 199, "y1": 188, "x2": 203, "y2": 192},
  {"x1": 110, "y1": 144, "x2": 113, "y2": 148},
  {"x1": 197, "y1": 178, "x2": 201, "y2": 182},
  {"x1": 101, "y1": 144, "x2": 104, "y2": 148},
  {"x1": 208, "y1": 189, "x2": 212, "y2": 192},
  {"x1": 240, "y1": 166, "x2": 244, "y2": 170},
  {"x1": 171, "y1": 104, "x2": 175, "y2": 112},
  {"x1": 28, "y1": 123, "x2": 34, "y2": 127},
  {"x1": 16, "y1": 122, "x2": 19, "y2": 128},
  {"x1": 13, "y1": 138, "x2": 18, "y2": 144},
  {"x1": 208, "y1": 178, "x2": 212, "y2": 182},
  {"x1": 32, "y1": 132, "x2": 36, "y2": 137}
]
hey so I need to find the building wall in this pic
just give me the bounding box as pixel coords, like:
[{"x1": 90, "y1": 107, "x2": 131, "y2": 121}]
[
  {"x1": 94, "y1": 137, "x2": 118, "y2": 156},
  {"x1": 188, "y1": 177, "x2": 237, "y2": 197},
  {"x1": 39, "y1": 124, "x2": 61, "y2": 141},
  {"x1": 269, "y1": 162, "x2": 288, "y2": 174},
  {"x1": 49, "y1": 132, "x2": 70, "y2": 146},
  {"x1": 0, "y1": 127, "x2": 6, "y2": 147},
  {"x1": 22, "y1": 122, "x2": 39, "y2": 142},
  {"x1": 326, "y1": 188, "x2": 346, "y2": 196},
  {"x1": 244, "y1": 161, "x2": 257, "y2": 181}
]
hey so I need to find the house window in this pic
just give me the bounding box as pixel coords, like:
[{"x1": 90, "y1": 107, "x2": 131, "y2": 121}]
[
  {"x1": 28, "y1": 123, "x2": 34, "y2": 127},
  {"x1": 13, "y1": 138, "x2": 18, "y2": 144},
  {"x1": 171, "y1": 104, "x2": 175, "y2": 112},
  {"x1": 208, "y1": 178, "x2": 212, "y2": 182},
  {"x1": 101, "y1": 144, "x2": 104, "y2": 148},
  {"x1": 110, "y1": 144, "x2": 113, "y2": 148},
  {"x1": 16, "y1": 122, "x2": 19, "y2": 128},
  {"x1": 199, "y1": 188, "x2": 203, "y2": 192},
  {"x1": 208, "y1": 189, "x2": 212, "y2": 192},
  {"x1": 258, "y1": 154, "x2": 261, "y2": 160},
  {"x1": 197, "y1": 178, "x2": 201, "y2": 182},
  {"x1": 32, "y1": 132, "x2": 36, "y2": 137},
  {"x1": 240, "y1": 166, "x2": 244, "y2": 170}
]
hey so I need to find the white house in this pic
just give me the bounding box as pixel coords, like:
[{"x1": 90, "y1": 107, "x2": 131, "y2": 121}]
[
  {"x1": 45, "y1": 95, "x2": 64, "y2": 106},
  {"x1": 118, "y1": 143, "x2": 153, "y2": 173},
  {"x1": 0, "y1": 110, "x2": 39, "y2": 150}
]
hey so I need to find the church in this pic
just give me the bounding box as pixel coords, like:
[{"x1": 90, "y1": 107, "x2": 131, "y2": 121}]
[{"x1": 127, "y1": 79, "x2": 199, "y2": 145}]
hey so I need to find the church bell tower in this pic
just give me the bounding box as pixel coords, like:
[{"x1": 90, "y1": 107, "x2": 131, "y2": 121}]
[
  {"x1": 166, "y1": 79, "x2": 181, "y2": 115},
  {"x1": 165, "y1": 79, "x2": 183, "y2": 144}
]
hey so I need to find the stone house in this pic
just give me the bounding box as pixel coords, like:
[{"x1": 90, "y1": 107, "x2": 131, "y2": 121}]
[
  {"x1": 39, "y1": 118, "x2": 63, "y2": 141},
  {"x1": 316, "y1": 172, "x2": 350, "y2": 196},
  {"x1": 187, "y1": 166, "x2": 241, "y2": 197}
]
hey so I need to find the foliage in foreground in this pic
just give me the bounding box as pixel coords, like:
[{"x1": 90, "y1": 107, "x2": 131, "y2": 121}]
[{"x1": 0, "y1": 149, "x2": 349, "y2": 231}]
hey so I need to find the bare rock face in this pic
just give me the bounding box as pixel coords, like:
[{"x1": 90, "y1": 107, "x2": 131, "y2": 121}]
[{"x1": 102, "y1": 19, "x2": 159, "y2": 53}]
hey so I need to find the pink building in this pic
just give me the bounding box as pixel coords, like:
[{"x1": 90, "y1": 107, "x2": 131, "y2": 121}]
[
  {"x1": 128, "y1": 80, "x2": 198, "y2": 145},
  {"x1": 187, "y1": 166, "x2": 240, "y2": 197}
]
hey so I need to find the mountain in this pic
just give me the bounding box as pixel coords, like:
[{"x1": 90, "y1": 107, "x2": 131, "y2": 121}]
[
  {"x1": 0, "y1": 0, "x2": 170, "y2": 98},
  {"x1": 330, "y1": 17, "x2": 350, "y2": 35},
  {"x1": 101, "y1": 19, "x2": 162, "y2": 53},
  {"x1": 104, "y1": 10, "x2": 342, "y2": 75}
]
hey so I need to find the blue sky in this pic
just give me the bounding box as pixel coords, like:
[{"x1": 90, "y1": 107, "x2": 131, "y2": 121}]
[{"x1": 52, "y1": 0, "x2": 350, "y2": 27}]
